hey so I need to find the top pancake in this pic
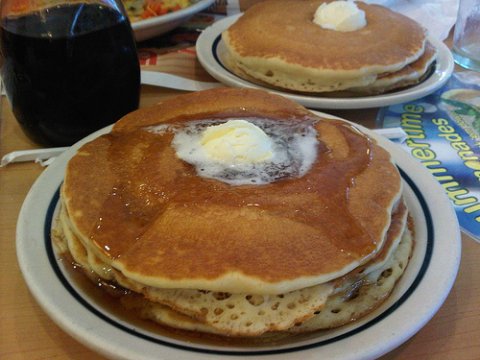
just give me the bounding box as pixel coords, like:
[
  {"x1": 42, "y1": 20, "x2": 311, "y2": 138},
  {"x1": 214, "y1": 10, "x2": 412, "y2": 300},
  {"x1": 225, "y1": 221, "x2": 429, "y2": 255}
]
[
  {"x1": 62, "y1": 88, "x2": 402, "y2": 294},
  {"x1": 222, "y1": 0, "x2": 427, "y2": 92}
]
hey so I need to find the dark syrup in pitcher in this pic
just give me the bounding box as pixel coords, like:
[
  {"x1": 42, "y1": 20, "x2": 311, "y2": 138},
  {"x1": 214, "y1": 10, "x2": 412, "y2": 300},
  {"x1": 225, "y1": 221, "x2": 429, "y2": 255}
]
[{"x1": 0, "y1": 3, "x2": 140, "y2": 146}]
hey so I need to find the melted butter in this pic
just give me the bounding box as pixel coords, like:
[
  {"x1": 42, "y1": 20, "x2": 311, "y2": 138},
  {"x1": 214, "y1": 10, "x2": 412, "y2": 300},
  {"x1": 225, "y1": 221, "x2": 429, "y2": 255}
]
[
  {"x1": 88, "y1": 116, "x2": 376, "y2": 270},
  {"x1": 171, "y1": 117, "x2": 319, "y2": 185}
]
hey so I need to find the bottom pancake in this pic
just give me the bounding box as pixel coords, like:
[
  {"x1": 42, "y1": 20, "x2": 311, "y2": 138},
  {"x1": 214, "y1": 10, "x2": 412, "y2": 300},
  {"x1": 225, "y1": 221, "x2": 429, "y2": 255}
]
[{"x1": 117, "y1": 226, "x2": 413, "y2": 336}]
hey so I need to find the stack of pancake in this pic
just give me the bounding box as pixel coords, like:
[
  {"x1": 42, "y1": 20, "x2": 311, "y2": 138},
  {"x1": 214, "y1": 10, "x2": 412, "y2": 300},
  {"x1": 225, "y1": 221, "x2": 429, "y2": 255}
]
[
  {"x1": 53, "y1": 88, "x2": 413, "y2": 338},
  {"x1": 222, "y1": 0, "x2": 437, "y2": 95}
]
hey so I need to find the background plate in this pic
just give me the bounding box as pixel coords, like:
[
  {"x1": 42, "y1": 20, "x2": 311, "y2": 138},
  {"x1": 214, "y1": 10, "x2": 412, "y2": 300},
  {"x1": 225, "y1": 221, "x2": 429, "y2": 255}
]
[
  {"x1": 196, "y1": 14, "x2": 455, "y2": 110},
  {"x1": 16, "y1": 114, "x2": 461, "y2": 360},
  {"x1": 132, "y1": 0, "x2": 214, "y2": 41}
]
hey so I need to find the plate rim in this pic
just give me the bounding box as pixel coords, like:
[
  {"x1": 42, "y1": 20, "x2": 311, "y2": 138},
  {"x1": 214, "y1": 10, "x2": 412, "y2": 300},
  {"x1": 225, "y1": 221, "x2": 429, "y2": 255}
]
[
  {"x1": 131, "y1": 0, "x2": 214, "y2": 40},
  {"x1": 131, "y1": 0, "x2": 213, "y2": 30},
  {"x1": 16, "y1": 116, "x2": 461, "y2": 360},
  {"x1": 195, "y1": 13, "x2": 455, "y2": 110}
]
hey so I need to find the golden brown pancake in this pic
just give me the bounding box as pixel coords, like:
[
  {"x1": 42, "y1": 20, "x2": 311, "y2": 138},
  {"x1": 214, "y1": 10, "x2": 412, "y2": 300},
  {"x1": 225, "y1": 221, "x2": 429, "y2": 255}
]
[
  {"x1": 222, "y1": 0, "x2": 427, "y2": 93},
  {"x1": 61, "y1": 88, "x2": 402, "y2": 295},
  {"x1": 54, "y1": 88, "x2": 412, "y2": 337}
]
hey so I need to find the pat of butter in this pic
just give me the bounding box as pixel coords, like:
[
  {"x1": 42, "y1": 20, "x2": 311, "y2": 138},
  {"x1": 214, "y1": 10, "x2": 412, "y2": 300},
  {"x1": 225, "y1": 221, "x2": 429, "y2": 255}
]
[
  {"x1": 313, "y1": 0, "x2": 366, "y2": 32},
  {"x1": 200, "y1": 120, "x2": 274, "y2": 164}
]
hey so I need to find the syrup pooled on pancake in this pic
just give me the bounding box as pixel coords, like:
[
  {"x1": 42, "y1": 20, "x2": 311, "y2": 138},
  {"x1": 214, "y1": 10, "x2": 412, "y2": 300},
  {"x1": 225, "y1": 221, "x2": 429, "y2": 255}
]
[{"x1": 55, "y1": 88, "x2": 412, "y2": 337}]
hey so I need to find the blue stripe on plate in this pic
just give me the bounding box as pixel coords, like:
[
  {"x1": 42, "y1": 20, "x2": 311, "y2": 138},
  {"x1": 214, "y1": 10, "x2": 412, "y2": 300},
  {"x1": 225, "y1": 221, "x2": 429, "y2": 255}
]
[
  {"x1": 44, "y1": 167, "x2": 433, "y2": 356},
  {"x1": 212, "y1": 35, "x2": 229, "y2": 72}
]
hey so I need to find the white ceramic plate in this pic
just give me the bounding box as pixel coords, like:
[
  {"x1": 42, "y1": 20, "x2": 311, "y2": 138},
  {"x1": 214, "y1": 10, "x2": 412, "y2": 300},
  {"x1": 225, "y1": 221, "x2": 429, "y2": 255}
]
[
  {"x1": 196, "y1": 14, "x2": 455, "y2": 110},
  {"x1": 17, "y1": 114, "x2": 461, "y2": 360},
  {"x1": 132, "y1": 0, "x2": 214, "y2": 41}
]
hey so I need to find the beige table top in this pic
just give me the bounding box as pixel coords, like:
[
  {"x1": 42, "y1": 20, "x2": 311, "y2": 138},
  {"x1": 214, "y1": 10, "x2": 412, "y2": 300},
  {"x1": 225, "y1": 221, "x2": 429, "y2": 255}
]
[{"x1": 1, "y1": 83, "x2": 479, "y2": 359}]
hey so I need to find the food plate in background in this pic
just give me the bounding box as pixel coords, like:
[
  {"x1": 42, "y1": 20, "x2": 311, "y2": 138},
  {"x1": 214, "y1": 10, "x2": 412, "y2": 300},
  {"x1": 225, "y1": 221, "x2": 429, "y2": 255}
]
[
  {"x1": 16, "y1": 111, "x2": 461, "y2": 360},
  {"x1": 131, "y1": 0, "x2": 214, "y2": 41},
  {"x1": 196, "y1": 14, "x2": 455, "y2": 110}
]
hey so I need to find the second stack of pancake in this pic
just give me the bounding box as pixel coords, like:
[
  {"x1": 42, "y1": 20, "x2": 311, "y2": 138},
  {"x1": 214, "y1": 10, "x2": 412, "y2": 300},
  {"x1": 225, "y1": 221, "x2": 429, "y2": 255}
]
[{"x1": 222, "y1": 0, "x2": 437, "y2": 95}]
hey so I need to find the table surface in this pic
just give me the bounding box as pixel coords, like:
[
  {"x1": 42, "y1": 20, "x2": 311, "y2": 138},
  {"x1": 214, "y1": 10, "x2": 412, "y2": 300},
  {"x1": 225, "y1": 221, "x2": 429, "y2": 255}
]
[{"x1": 1, "y1": 59, "x2": 480, "y2": 360}]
